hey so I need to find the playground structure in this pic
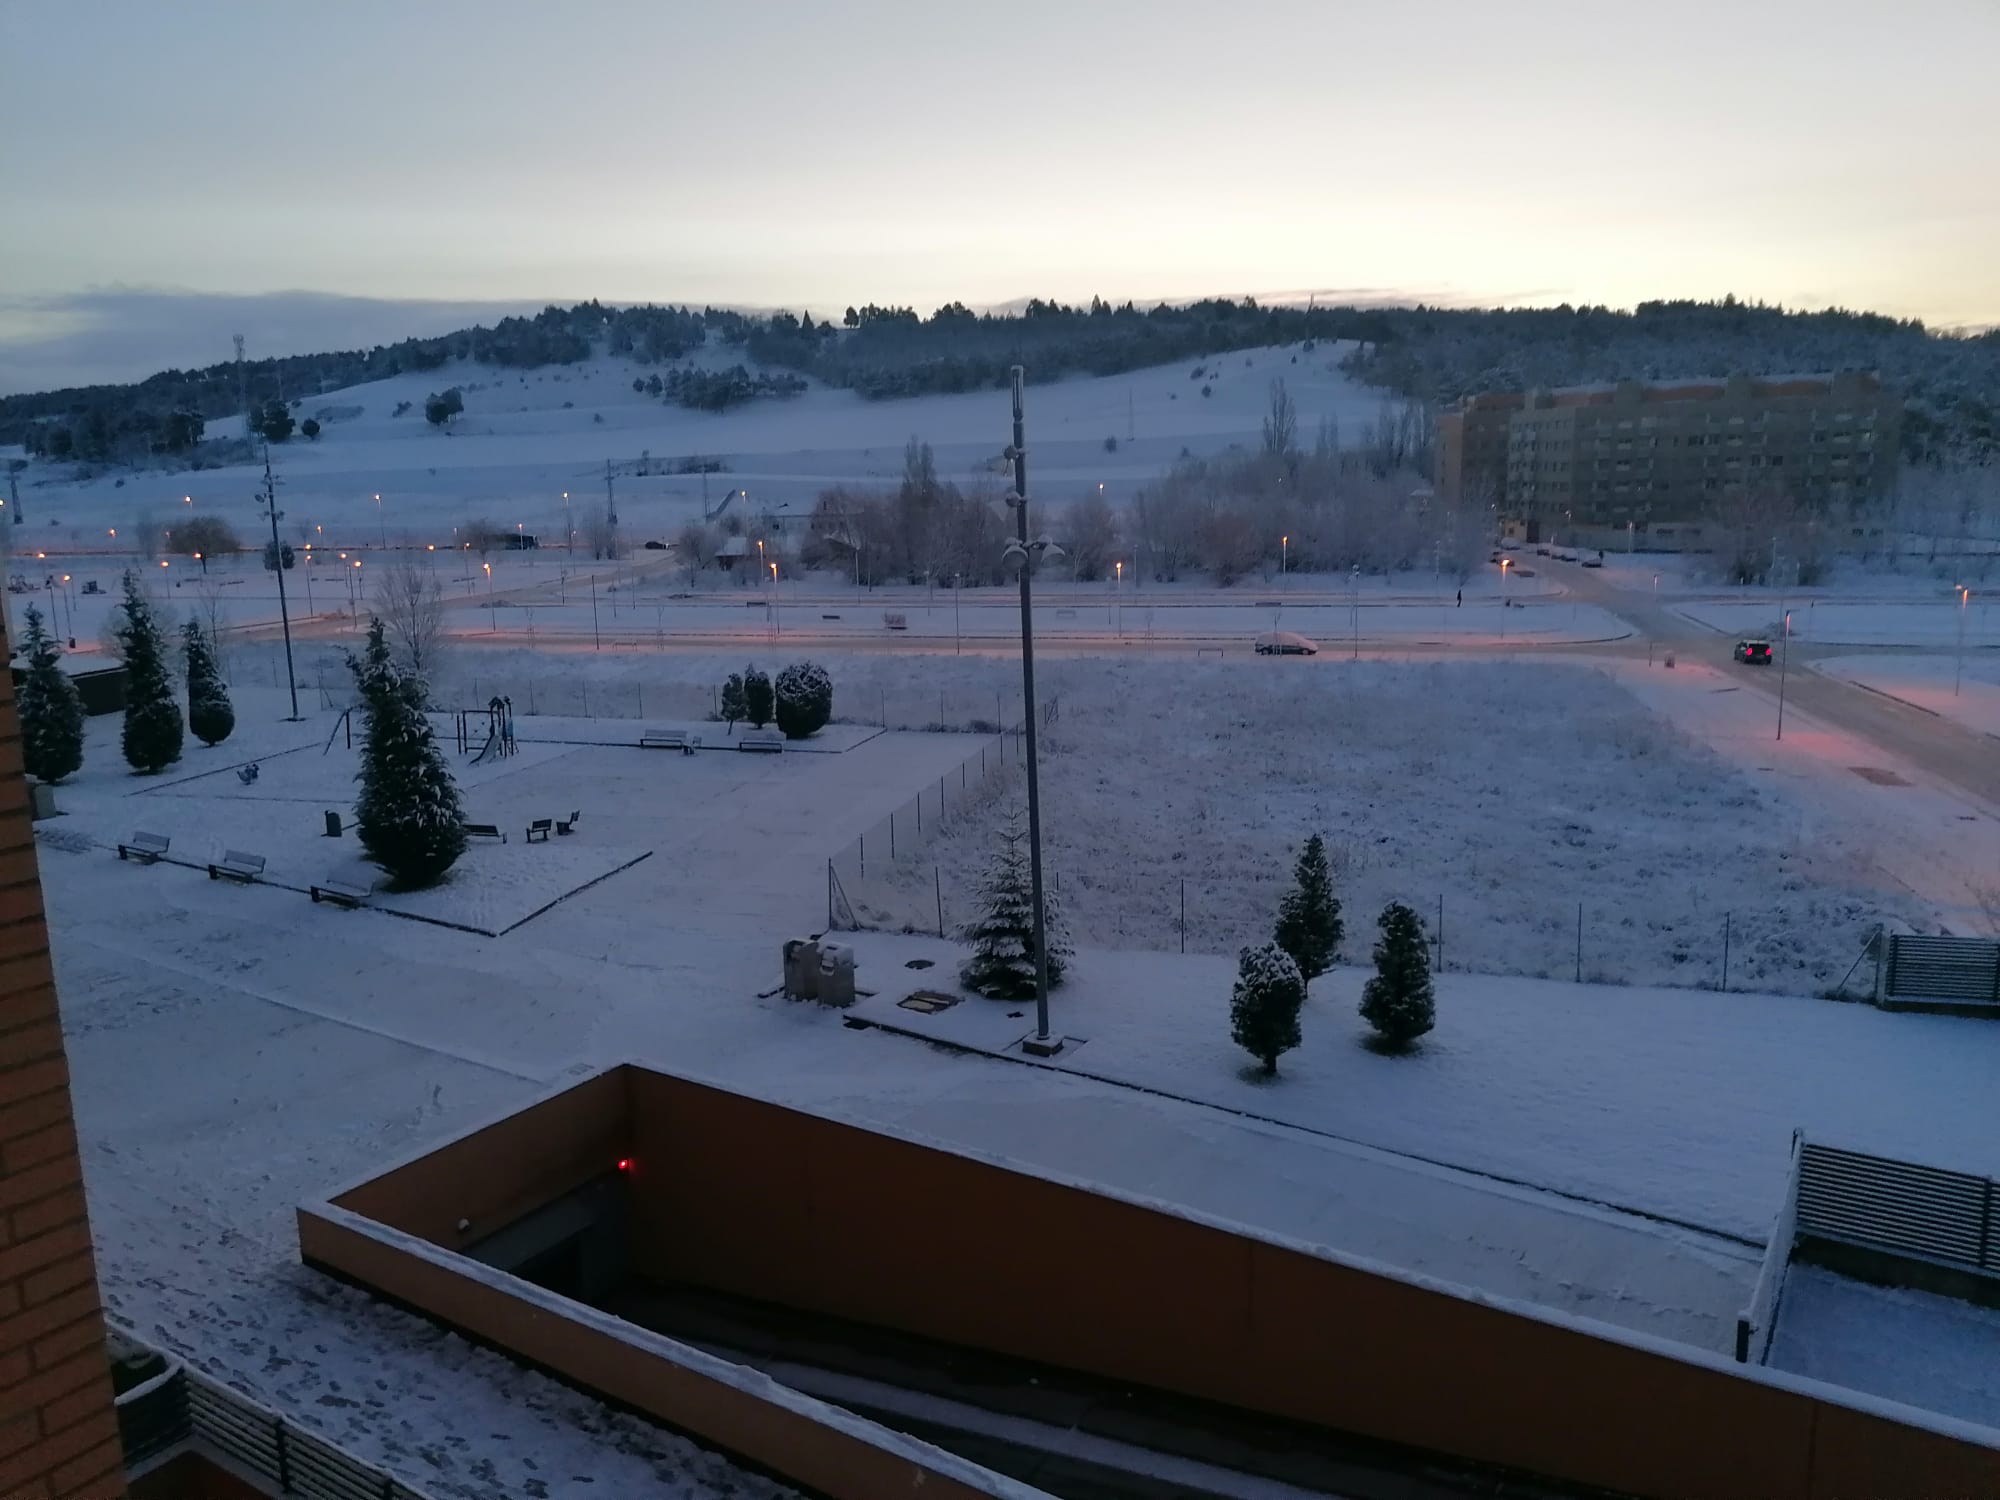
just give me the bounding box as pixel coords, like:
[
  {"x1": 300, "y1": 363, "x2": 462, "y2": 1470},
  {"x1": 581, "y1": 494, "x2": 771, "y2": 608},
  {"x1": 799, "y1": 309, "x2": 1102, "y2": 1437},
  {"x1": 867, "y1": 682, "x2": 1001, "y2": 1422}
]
[{"x1": 452, "y1": 696, "x2": 518, "y2": 763}]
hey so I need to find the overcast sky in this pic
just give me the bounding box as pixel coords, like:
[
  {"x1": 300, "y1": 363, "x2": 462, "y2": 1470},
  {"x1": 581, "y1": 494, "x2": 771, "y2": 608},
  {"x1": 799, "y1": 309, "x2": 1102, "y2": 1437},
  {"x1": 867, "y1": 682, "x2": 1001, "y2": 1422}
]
[{"x1": 2, "y1": 0, "x2": 1995, "y2": 390}]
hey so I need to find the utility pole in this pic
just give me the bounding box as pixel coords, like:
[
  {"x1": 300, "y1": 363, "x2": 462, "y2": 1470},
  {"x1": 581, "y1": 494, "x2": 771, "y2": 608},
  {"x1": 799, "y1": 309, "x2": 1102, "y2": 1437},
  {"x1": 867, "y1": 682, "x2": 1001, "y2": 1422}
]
[
  {"x1": 260, "y1": 446, "x2": 301, "y2": 720},
  {"x1": 604, "y1": 459, "x2": 618, "y2": 526},
  {"x1": 1007, "y1": 366, "x2": 1060, "y2": 1056},
  {"x1": 7, "y1": 463, "x2": 22, "y2": 525},
  {"x1": 233, "y1": 334, "x2": 249, "y2": 439}
]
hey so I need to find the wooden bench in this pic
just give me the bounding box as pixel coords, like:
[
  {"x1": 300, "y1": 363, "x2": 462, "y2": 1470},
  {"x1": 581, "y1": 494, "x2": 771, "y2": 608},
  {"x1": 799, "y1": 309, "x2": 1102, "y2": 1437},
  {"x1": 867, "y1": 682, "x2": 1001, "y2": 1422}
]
[
  {"x1": 883, "y1": 612, "x2": 908, "y2": 631},
  {"x1": 118, "y1": 832, "x2": 171, "y2": 864},
  {"x1": 525, "y1": 818, "x2": 553, "y2": 843},
  {"x1": 310, "y1": 875, "x2": 373, "y2": 908},
  {"x1": 556, "y1": 810, "x2": 581, "y2": 836},
  {"x1": 463, "y1": 822, "x2": 507, "y2": 843},
  {"x1": 739, "y1": 730, "x2": 784, "y2": 754},
  {"x1": 208, "y1": 850, "x2": 266, "y2": 884},
  {"x1": 639, "y1": 727, "x2": 695, "y2": 753}
]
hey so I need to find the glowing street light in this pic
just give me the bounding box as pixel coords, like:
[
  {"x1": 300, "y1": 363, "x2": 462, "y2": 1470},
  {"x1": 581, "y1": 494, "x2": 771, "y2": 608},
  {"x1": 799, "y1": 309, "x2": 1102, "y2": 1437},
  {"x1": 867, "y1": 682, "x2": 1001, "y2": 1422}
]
[
  {"x1": 1956, "y1": 586, "x2": 1971, "y2": 696},
  {"x1": 769, "y1": 560, "x2": 781, "y2": 639},
  {"x1": 483, "y1": 561, "x2": 496, "y2": 632},
  {"x1": 1281, "y1": 534, "x2": 1289, "y2": 586}
]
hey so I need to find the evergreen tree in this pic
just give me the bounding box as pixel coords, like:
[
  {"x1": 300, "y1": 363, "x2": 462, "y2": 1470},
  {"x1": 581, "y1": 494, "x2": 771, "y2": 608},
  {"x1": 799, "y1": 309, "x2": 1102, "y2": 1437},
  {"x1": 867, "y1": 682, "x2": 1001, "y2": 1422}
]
[
  {"x1": 114, "y1": 573, "x2": 183, "y2": 774},
  {"x1": 1273, "y1": 833, "x2": 1342, "y2": 982},
  {"x1": 743, "y1": 666, "x2": 773, "y2": 728},
  {"x1": 16, "y1": 606, "x2": 83, "y2": 783},
  {"x1": 1360, "y1": 901, "x2": 1436, "y2": 1047},
  {"x1": 181, "y1": 619, "x2": 235, "y2": 747},
  {"x1": 1230, "y1": 942, "x2": 1305, "y2": 1076},
  {"x1": 720, "y1": 672, "x2": 747, "y2": 734},
  {"x1": 774, "y1": 661, "x2": 833, "y2": 739},
  {"x1": 348, "y1": 618, "x2": 467, "y2": 888},
  {"x1": 960, "y1": 820, "x2": 1070, "y2": 999}
]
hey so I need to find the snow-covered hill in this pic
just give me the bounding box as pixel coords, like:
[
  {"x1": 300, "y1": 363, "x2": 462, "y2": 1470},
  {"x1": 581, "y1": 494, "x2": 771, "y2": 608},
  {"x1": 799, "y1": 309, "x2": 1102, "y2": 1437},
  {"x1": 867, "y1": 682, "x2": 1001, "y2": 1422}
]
[{"x1": 10, "y1": 343, "x2": 1392, "y2": 554}]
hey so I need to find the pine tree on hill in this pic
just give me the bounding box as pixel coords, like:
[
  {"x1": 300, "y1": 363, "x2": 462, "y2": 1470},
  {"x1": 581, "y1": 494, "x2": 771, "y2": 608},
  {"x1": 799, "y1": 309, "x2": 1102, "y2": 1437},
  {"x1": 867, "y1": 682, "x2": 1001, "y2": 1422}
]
[
  {"x1": 743, "y1": 666, "x2": 773, "y2": 728},
  {"x1": 960, "y1": 819, "x2": 1070, "y2": 999},
  {"x1": 115, "y1": 572, "x2": 183, "y2": 774},
  {"x1": 16, "y1": 606, "x2": 83, "y2": 783},
  {"x1": 182, "y1": 619, "x2": 235, "y2": 747},
  {"x1": 1273, "y1": 833, "x2": 1342, "y2": 983},
  {"x1": 720, "y1": 672, "x2": 747, "y2": 734},
  {"x1": 1360, "y1": 901, "x2": 1436, "y2": 1048},
  {"x1": 348, "y1": 617, "x2": 467, "y2": 888},
  {"x1": 1230, "y1": 942, "x2": 1305, "y2": 1076}
]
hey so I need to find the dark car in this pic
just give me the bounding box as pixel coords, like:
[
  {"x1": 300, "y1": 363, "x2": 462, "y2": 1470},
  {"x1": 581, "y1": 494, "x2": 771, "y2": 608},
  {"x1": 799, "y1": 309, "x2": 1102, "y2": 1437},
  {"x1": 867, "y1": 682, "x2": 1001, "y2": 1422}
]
[
  {"x1": 1734, "y1": 639, "x2": 1773, "y2": 665},
  {"x1": 1254, "y1": 631, "x2": 1319, "y2": 656}
]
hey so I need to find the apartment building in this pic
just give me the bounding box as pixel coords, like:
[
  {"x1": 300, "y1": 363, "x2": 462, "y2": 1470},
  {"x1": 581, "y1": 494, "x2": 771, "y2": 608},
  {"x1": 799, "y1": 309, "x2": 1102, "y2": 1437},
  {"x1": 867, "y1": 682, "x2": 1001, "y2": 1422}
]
[{"x1": 1439, "y1": 372, "x2": 1900, "y2": 542}]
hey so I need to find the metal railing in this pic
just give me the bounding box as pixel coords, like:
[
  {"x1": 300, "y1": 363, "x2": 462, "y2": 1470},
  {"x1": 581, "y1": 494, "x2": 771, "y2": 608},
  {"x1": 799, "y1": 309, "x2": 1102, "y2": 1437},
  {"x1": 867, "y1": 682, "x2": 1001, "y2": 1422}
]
[
  {"x1": 117, "y1": 1333, "x2": 435, "y2": 1500},
  {"x1": 1734, "y1": 1132, "x2": 1801, "y2": 1364},
  {"x1": 1795, "y1": 1140, "x2": 2000, "y2": 1276},
  {"x1": 1884, "y1": 934, "x2": 2000, "y2": 1004}
]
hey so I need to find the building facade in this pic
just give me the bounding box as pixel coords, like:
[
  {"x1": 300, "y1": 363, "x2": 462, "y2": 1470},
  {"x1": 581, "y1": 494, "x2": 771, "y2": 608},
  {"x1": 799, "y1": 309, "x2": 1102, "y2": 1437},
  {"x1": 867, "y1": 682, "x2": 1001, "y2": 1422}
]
[
  {"x1": 0, "y1": 613, "x2": 129, "y2": 1500},
  {"x1": 1438, "y1": 372, "x2": 1899, "y2": 542}
]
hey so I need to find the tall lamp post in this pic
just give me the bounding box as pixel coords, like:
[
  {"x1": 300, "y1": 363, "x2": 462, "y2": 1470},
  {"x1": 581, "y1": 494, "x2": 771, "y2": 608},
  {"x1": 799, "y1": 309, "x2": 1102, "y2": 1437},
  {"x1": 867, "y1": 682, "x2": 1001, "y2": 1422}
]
[
  {"x1": 258, "y1": 445, "x2": 301, "y2": 720},
  {"x1": 1003, "y1": 366, "x2": 1063, "y2": 1057},
  {"x1": 1955, "y1": 586, "x2": 1970, "y2": 696}
]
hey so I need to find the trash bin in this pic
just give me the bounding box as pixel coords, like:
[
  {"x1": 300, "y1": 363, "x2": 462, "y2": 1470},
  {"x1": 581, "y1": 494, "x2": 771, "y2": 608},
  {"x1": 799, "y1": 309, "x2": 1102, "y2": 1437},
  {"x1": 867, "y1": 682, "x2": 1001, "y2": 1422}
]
[
  {"x1": 818, "y1": 943, "x2": 856, "y2": 1007},
  {"x1": 324, "y1": 810, "x2": 343, "y2": 837},
  {"x1": 27, "y1": 783, "x2": 56, "y2": 822},
  {"x1": 783, "y1": 938, "x2": 820, "y2": 1001}
]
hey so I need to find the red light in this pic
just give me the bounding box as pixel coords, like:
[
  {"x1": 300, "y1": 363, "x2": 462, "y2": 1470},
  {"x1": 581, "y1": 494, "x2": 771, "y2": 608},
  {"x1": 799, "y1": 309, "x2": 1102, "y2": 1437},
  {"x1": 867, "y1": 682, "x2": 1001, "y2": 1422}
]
[{"x1": 616, "y1": 1158, "x2": 631, "y2": 1172}]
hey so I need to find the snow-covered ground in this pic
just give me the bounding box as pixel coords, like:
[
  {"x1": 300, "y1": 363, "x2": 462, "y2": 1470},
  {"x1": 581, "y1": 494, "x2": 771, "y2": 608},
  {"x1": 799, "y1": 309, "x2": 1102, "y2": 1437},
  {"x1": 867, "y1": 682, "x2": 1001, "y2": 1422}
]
[
  {"x1": 1769, "y1": 1265, "x2": 2000, "y2": 1430},
  {"x1": 7, "y1": 341, "x2": 1388, "y2": 558},
  {"x1": 1677, "y1": 596, "x2": 2000, "y2": 648},
  {"x1": 854, "y1": 656, "x2": 1922, "y2": 992},
  {"x1": 1817, "y1": 652, "x2": 2000, "y2": 738}
]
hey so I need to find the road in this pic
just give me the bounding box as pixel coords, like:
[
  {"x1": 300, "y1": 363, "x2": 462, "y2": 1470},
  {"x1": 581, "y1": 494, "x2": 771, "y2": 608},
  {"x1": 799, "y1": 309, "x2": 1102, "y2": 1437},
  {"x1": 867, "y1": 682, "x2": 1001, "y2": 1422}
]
[{"x1": 1556, "y1": 561, "x2": 2000, "y2": 809}]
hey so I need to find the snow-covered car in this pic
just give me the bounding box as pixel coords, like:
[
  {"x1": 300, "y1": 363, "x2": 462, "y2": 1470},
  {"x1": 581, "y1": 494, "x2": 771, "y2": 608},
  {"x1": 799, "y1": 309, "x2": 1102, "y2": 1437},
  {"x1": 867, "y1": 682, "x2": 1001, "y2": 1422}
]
[
  {"x1": 1733, "y1": 639, "x2": 1773, "y2": 665},
  {"x1": 1253, "y1": 631, "x2": 1319, "y2": 656},
  {"x1": 1580, "y1": 556, "x2": 1603, "y2": 568}
]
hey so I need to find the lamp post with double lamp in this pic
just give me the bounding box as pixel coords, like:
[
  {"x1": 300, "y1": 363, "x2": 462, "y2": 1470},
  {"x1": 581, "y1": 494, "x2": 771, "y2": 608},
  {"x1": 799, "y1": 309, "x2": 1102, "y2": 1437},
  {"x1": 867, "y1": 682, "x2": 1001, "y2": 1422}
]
[{"x1": 1001, "y1": 366, "x2": 1064, "y2": 1057}]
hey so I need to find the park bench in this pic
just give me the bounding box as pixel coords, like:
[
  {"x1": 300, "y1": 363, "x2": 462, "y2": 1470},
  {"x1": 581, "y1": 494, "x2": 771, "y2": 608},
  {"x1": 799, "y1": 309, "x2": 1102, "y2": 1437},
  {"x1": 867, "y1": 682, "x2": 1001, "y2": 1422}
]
[
  {"x1": 463, "y1": 822, "x2": 507, "y2": 843},
  {"x1": 739, "y1": 730, "x2": 784, "y2": 754},
  {"x1": 883, "y1": 612, "x2": 908, "y2": 631},
  {"x1": 118, "y1": 832, "x2": 171, "y2": 864},
  {"x1": 208, "y1": 850, "x2": 266, "y2": 884},
  {"x1": 310, "y1": 874, "x2": 373, "y2": 908},
  {"x1": 639, "y1": 727, "x2": 695, "y2": 753},
  {"x1": 556, "y1": 810, "x2": 581, "y2": 836},
  {"x1": 525, "y1": 818, "x2": 553, "y2": 843}
]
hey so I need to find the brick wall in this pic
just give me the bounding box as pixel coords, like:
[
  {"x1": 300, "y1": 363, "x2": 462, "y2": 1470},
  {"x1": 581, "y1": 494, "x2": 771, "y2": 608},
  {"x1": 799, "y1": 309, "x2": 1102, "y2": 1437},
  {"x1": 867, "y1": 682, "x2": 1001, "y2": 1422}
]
[{"x1": 0, "y1": 615, "x2": 125, "y2": 1500}]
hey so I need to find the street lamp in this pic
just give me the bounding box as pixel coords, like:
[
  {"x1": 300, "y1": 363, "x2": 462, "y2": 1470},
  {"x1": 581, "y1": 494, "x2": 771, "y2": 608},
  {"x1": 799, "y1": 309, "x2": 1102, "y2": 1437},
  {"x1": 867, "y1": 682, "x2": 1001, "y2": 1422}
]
[
  {"x1": 1777, "y1": 607, "x2": 1792, "y2": 740},
  {"x1": 770, "y1": 560, "x2": 781, "y2": 639},
  {"x1": 1350, "y1": 565, "x2": 1360, "y2": 660},
  {"x1": 1001, "y1": 365, "x2": 1063, "y2": 1056},
  {"x1": 375, "y1": 493, "x2": 385, "y2": 550},
  {"x1": 483, "y1": 561, "x2": 495, "y2": 632},
  {"x1": 1956, "y1": 586, "x2": 1970, "y2": 696},
  {"x1": 1281, "y1": 535, "x2": 1289, "y2": 587},
  {"x1": 1115, "y1": 559, "x2": 1123, "y2": 640},
  {"x1": 1500, "y1": 556, "x2": 1511, "y2": 640}
]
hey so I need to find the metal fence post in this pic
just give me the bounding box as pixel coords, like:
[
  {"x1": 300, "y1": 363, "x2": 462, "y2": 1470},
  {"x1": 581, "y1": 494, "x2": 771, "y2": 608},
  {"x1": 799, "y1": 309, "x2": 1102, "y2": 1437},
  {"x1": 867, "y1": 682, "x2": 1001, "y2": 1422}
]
[
  {"x1": 1575, "y1": 902, "x2": 1583, "y2": 984},
  {"x1": 1722, "y1": 912, "x2": 1732, "y2": 993}
]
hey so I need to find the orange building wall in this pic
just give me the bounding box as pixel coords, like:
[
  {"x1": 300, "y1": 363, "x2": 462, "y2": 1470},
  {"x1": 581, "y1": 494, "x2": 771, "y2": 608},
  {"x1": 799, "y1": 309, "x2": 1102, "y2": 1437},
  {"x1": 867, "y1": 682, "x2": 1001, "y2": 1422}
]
[{"x1": 0, "y1": 616, "x2": 126, "y2": 1500}]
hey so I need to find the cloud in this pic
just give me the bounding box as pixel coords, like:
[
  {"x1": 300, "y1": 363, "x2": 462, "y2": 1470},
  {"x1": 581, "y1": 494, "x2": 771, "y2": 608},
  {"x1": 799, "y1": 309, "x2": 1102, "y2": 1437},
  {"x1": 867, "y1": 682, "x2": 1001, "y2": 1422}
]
[{"x1": 0, "y1": 287, "x2": 554, "y2": 396}]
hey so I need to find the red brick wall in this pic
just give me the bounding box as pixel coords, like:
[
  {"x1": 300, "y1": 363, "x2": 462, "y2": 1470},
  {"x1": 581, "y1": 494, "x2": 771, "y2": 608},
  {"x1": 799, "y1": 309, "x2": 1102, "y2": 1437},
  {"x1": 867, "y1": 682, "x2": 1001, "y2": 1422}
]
[{"x1": 0, "y1": 618, "x2": 126, "y2": 1499}]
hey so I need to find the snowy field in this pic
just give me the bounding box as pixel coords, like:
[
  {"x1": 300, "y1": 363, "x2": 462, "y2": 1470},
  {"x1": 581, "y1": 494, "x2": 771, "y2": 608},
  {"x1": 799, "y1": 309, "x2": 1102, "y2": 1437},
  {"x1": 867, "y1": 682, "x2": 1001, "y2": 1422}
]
[
  {"x1": 841, "y1": 932, "x2": 2000, "y2": 1241},
  {"x1": 850, "y1": 656, "x2": 1921, "y2": 993},
  {"x1": 1770, "y1": 1265, "x2": 2000, "y2": 1430},
  {"x1": 1816, "y1": 652, "x2": 2000, "y2": 738},
  {"x1": 5, "y1": 341, "x2": 1389, "y2": 557},
  {"x1": 1677, "y1": 595, "x2": 1999, "y2": 648}
]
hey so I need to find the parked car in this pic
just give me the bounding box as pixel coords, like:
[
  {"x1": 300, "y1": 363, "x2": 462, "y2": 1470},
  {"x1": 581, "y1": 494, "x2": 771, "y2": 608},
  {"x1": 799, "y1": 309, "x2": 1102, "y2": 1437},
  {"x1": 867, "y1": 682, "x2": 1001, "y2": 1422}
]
[
  {"x1": 1254, "y1": 631, "x2": 1319, "y2": 656},
  {"x1": 1534, "y1": 546, "x2": 1551, "y2": 556},
  {"x1": 1580, "y1": 556, "x2": 1603, "y2": 568},
  {"x1": 1734, "y1": 639, "x2": 1773, "y2": 665}
]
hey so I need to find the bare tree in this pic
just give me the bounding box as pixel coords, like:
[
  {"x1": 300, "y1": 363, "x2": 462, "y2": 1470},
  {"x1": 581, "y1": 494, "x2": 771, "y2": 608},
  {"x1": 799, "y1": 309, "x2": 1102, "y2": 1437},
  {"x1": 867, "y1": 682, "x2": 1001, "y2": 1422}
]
[
  {"x1": 1261, "y1": 379, "x2": 1298, "y2": 463},
  {"x1": 675, "y1": 521, "x2": 714, "y2": 585},
  {"x1": 173, "y1": 515, "x2": 241, "y2": 560},
  {"x1": 130, "y1": 511, "x2": 164, "y2": 561},
  {"x1": 1060, "y1": 490, "x2": 1119, "y2": 581},
  {"x1": 371, "y1": 553, "x2": 447, "y2": 681},
  {"x1": 581, "y1": 504, "x2": 622, "y2": 560},
  {"x1": 461, "y1": 517, "x2": 502, "y2": 560},
  {"x1": 189, "y1": 578, "x2": 232, "y2": 681}
]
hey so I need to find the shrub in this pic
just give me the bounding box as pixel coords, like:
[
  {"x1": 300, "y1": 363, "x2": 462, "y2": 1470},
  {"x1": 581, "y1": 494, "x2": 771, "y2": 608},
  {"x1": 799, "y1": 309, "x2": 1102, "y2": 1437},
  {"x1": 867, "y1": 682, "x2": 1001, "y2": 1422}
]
[{"x1": 774, "y1": 662, "x2": 832, "y2": 739}]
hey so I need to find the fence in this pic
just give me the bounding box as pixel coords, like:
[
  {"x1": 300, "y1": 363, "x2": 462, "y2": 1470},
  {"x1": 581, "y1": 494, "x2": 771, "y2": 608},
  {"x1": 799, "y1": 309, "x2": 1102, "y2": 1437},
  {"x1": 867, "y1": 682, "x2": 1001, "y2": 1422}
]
[
  {"x1": 1734, "y1": 1131, "x2": 1802, "y2": 1364},
  {"x1": 1794, "y1": 1139, "x2": 2000, "y2": 1276},
  {"x1": 117, "y1": 1335, "x2": 435, "y2": 1499},
  {"x1": 1883, "y1": 934, "x2": 2000, "y2": 1004}
]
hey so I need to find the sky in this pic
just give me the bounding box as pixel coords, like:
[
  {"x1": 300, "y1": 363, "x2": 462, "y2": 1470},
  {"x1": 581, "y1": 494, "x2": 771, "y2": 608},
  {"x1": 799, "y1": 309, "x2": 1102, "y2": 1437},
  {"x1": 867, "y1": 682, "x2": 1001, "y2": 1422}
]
[{"x1": 2, "y1": 0, "x2": 1996, "y2": 391}]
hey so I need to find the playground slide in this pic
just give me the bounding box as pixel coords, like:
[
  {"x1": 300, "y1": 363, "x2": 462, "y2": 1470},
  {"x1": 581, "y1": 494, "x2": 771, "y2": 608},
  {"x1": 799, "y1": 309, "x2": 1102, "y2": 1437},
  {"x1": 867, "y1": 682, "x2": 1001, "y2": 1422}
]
[{"x1": 469, "y1": 728, "x2": 501, "y2": 765}]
